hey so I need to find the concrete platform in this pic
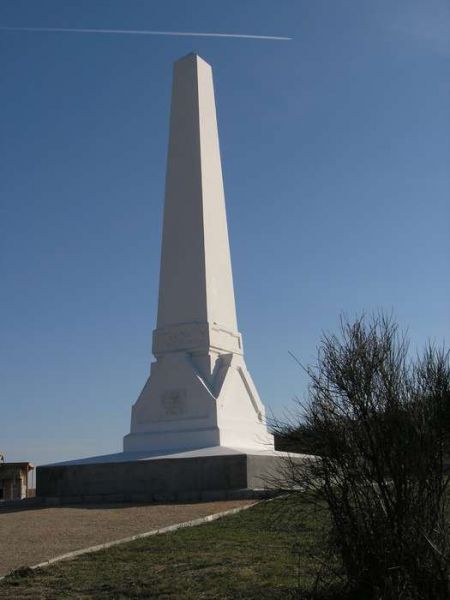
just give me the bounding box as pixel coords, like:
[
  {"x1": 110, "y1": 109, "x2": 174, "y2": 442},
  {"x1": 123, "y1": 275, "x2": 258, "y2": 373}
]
[{"x1": 36, "y1": 446, "x2": 305, "y2": 503}]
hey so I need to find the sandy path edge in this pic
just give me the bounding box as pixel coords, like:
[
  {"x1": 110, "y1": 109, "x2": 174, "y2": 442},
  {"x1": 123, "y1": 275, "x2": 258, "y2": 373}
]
[{"x1": 1, "y1": 500, "x2": 255, "y2": 578}]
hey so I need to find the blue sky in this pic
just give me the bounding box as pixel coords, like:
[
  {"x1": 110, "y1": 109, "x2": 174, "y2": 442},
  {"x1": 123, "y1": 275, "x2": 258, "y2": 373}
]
[{"x1": 1, "y1": 0, "x2": 449, "y2": 466}]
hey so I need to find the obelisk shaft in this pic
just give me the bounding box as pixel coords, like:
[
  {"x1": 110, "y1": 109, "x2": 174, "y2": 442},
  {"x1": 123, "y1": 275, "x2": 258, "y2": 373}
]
[{"x1": 156, "y1": 53, "x2": 238, "y2": 333}]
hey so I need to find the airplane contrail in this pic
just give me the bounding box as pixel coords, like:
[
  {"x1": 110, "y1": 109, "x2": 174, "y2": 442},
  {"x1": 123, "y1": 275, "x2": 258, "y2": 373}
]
[{"x1": 0, "y1": 26, "x2": 291, "y2": 41}]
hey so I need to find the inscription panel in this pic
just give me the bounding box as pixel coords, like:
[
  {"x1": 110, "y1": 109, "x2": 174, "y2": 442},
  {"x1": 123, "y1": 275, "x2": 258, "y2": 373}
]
[
  {"x1": 153, "y1": 323, "x2": 242, "y2": 355},
  {"x1": 153, "y1": 323, "x2": 209, "y2": 354}
]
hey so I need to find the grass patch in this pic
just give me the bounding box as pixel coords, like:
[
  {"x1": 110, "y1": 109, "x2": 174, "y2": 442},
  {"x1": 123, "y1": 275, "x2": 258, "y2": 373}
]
[{"x1": 0, "y1": 496, "x2": 332, "y2": 599}]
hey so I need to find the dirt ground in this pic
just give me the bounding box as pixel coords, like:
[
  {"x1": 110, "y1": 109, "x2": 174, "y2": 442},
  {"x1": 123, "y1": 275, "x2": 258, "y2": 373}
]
[{"x1": 0, "y1": 500, "x2": 254, "y2": 576}]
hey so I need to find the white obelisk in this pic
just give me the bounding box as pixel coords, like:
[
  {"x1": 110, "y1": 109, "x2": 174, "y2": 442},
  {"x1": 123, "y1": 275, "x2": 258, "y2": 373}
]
[{"x1": 124, "y1": 53, "x2": 274, "y2": 453}]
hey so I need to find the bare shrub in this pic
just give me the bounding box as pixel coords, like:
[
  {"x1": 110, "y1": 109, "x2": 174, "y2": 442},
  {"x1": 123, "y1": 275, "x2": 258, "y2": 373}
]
[{"x1": 274, "y1": 314, "x2": 450, "y2": 599}]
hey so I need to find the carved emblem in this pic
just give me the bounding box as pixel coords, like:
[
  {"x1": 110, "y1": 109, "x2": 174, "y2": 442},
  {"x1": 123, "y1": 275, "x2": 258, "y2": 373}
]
[{"x1": 161, "y1": 389, "x2": 186, "y2": 417}]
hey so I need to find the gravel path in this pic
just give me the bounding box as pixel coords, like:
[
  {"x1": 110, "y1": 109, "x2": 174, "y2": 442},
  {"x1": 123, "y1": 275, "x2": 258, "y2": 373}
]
[{"x1": 0, "y1": 500, "x2": 254, "y2": 576}]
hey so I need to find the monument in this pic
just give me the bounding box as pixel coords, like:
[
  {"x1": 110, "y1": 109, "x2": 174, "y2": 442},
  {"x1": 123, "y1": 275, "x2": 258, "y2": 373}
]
[
  {"x1": 124, "y1": 53, "x2": 273, "y2": 454},
  {"x1": 37, "y1": 54, "x2": 301, "y2": 502}
]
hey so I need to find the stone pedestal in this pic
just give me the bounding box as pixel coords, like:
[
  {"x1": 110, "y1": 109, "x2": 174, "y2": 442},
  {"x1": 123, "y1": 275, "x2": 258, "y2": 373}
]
[{"x1": 37, "y1": 448, "x2": 305, "y2": 503}]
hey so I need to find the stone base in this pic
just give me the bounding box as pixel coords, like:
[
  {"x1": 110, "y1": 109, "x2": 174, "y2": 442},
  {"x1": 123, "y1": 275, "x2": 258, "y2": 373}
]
[{"x1": 36, "y1": 447, "x2": 306, "y2": 503}]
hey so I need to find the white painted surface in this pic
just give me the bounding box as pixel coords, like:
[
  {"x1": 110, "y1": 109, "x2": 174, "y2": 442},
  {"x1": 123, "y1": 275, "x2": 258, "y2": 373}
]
[
  {"x1": 124, "y1": 53, "x2": 274, "y2": 454},
  {"x1": 156, "y1": 54, "x2": 237, "y2": 331}
]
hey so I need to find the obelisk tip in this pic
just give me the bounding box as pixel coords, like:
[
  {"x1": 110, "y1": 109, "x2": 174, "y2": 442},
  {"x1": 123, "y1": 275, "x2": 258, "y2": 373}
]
[{"x1": 175, "y1": 52, "x2": 210, "y2": 67}]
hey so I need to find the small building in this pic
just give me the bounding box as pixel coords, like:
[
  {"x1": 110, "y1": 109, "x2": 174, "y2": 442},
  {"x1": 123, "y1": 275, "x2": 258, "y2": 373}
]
[{"x1": 0, "y1": 457, "x2": 34, "y2": 501}]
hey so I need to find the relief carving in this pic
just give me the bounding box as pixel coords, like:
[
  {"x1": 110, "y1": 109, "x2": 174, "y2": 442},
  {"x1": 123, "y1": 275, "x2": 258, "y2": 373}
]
[
  {"x1": 162, "y1": 389, "x2": 186, "y2": 417},
  {"x1": 154, "y1": 324, "x2": 209, "y2": 353}
]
